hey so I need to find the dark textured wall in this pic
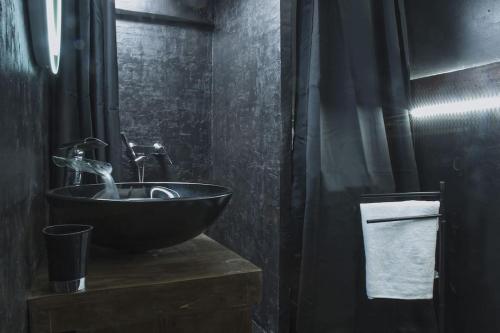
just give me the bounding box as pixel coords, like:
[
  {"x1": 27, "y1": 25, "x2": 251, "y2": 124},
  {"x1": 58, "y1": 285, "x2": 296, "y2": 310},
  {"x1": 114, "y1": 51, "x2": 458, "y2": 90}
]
[
  {"x1": 209, "y1": 1, "x2": 284, "y2": 332},
  {"x1": 406, "y1": 0, "x2": 500, "y2": 79},
  {"x1": 115, "y1": 1, "x2": 291, "y2": 332},
  {"x1": 0, "y1": 0, "x2": 49, "y2": 332},
  {"x1": 116, "y1": 3, "x2": 213, "y2": 182},
  {"x1": 411, "y1": 63, "x2": 500, "y2": 333},
  {"x1": 407, "y1": 2, "x2": 500, "y2": 329}
]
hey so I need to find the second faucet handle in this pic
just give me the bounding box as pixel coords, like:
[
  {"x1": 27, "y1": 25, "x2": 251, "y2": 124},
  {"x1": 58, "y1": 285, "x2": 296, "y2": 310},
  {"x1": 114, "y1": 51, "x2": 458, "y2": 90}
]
[{"x1": 58, "y1": 137, "x2": 108, "y2": 157}]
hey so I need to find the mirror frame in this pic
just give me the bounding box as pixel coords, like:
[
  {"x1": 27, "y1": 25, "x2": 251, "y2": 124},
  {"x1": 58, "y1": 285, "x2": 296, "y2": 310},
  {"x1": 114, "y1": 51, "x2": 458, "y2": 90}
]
[{"x1": 28, "y1": 0, "x2": 62, "y2": 75}]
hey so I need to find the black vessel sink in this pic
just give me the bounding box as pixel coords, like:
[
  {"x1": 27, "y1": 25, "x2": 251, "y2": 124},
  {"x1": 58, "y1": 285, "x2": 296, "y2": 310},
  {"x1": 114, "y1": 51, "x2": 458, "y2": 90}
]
[{"x1": 46, "y1": 182, "x2": 232, "y2": 251}]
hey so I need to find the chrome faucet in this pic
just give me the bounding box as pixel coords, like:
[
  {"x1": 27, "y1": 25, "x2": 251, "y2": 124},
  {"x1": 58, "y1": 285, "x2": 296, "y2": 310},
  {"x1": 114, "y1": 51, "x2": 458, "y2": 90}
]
[
  {"x1": 57, "y1": 137, "x2": 108, "y2": 185},
  {"x1": 121, "y1": 133, "x2": 173, "y2": 182}
]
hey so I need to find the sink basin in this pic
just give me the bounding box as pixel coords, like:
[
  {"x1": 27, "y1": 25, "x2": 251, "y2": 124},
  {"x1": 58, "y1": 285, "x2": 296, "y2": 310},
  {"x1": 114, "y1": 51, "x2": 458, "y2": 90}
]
[{"x1": 46, "y1": 182, "x2": 232, "y2": 251}]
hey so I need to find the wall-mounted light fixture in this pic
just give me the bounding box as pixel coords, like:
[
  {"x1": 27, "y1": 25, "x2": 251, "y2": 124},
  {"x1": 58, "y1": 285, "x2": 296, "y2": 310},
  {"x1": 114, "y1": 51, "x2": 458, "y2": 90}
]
[
  {"x1": 28, "y1": 0, "x2": 62, "y2": 75},
  {"x1": 410, "y1": 95, "x2": 500, "y2": 118}
]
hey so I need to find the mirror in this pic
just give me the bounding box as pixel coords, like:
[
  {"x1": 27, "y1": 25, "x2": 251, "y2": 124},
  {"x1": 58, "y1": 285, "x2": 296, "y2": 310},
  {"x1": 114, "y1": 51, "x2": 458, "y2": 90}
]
[{"x1": 28, "y1": 0, "x2": 62, "y2": 74}]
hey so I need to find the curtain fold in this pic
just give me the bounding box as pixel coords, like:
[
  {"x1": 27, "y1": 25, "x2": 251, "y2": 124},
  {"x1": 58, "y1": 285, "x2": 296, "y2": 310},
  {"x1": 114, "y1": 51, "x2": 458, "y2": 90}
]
[
  {"x1": 379, "y1": 0, "x2": 420, "y2": 193},
  {"x1": 292, "y1": 0, "x2": 428, "y2": 332},
  {"x1": 50, "y1": 0, "x2": 121, "y2": 187}
]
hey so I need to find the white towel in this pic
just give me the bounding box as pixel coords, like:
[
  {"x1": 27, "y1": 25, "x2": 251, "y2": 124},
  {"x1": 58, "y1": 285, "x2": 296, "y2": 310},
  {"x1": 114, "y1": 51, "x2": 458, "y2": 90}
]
[{"x1": 360, "y1": 200, "x2": 440, "y2": 300}]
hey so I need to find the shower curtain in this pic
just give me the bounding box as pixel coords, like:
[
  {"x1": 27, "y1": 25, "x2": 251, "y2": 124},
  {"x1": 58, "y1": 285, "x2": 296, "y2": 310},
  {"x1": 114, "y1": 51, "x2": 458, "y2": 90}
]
[
  {"x1": 292, "y1": 0, "x2": 430, "y2": 332},
  {"x1": 50, "y1": 0, "x2": 121, "y2": 187}
]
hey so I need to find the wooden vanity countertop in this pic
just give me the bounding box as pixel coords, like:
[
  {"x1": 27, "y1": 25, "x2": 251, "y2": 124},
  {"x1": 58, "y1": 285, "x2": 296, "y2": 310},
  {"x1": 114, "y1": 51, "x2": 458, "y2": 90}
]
[{"x1": 28, "y1": 235, "x2": 262, "y2": 333}]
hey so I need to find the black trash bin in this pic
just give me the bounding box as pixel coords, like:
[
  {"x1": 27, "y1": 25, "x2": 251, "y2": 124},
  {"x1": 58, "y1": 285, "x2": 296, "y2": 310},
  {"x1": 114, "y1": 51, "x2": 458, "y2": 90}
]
[{"x1": 42, "y1": 224, "x2": 93, "y2": 293}]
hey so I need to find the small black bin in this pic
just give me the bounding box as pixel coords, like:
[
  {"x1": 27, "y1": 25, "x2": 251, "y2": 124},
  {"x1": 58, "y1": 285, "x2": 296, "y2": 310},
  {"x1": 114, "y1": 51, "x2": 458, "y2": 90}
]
[{"x1": 42, "y1": 224, "x2": 93, "y2": 293}]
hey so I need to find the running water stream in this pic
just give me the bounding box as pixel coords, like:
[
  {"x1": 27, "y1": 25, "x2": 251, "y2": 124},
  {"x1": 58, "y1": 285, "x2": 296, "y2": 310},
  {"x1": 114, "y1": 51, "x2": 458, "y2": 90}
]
[{"x1": 52, "y1": 156, "x2": 120, "y2": 199}]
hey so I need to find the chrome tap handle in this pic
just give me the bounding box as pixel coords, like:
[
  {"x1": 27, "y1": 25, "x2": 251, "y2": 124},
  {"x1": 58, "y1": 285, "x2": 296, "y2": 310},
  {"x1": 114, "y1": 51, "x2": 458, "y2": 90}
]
[
  {"x1": 58, "y1": 137, "x2": 108, "y2": 158},
  {"x1": 121, "y1": 133, "x2": 174, "y2": 182},
  {"x1": 121, "y1": 132, "x2": 137, "y2": 160},
  {"x1": 152, "y1": 143, "x2": 173, "y2": 165}
]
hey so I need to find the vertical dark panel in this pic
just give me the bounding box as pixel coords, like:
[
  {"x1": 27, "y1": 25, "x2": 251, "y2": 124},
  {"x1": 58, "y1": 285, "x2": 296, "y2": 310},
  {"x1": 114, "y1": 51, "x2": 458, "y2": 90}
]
[
  {"x1": 116, "y1": 11, "x2": 213, "y2": 182},
  {"x1": 279, "y1": 0, "x2": 297, "y2": 331},
  {"x1": 411, "y1": 63, "x2": 500, "y2": 333},
  {"x1": 0, "y1": 0, "x2": 49, "y2": 332},
  {"x1": 209, "y1": 0, "x2": 283, "y2": 332}
]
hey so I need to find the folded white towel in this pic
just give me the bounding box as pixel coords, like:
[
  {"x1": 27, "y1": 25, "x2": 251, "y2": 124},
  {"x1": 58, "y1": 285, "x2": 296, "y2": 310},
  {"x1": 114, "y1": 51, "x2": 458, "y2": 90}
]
[{"x1": 360, "y1": 200, "x2": 440, "y2": 300}]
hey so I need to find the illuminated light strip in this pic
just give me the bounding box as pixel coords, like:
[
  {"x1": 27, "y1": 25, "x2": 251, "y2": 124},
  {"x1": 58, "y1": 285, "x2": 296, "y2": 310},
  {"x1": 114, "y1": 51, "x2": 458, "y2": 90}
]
[
  {"x1": 46, "y1": 0, "x2": 62, "y2": 74},
  {"x1": 410, "y1": 96, "x2": 500, "y2": 118}
]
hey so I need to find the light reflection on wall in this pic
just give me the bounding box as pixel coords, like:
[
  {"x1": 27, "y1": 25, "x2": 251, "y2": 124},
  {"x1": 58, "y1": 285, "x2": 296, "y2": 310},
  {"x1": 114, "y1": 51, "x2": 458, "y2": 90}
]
[{"x1": 410, "y1": 95, "x2": 500, "y2": 118}]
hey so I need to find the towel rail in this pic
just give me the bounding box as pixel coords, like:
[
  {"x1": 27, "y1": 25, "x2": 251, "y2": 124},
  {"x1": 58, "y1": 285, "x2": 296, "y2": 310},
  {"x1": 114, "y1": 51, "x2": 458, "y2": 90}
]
[
  {"x1": 360, "y1": 181, "x2": 446, "y2": 333},
  {"x1": 361, "y1": 191, "x2": 440, "y2": 199},
  {"x1": 367, "y1": 213, "x2": 442, "y2": 224}
]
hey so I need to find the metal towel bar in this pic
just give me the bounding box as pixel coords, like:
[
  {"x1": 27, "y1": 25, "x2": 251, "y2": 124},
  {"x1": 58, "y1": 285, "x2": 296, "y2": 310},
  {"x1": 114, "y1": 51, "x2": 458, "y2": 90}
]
[{"x1": 360, "y1": 181, "x2": 446, "y2": 333}]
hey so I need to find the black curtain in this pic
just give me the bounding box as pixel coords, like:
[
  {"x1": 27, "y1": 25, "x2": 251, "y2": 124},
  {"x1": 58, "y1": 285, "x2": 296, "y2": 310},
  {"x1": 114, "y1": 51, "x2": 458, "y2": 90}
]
[
  {"x1": 50, "y1": 0, "x2": 121, "y2": 187},
  {"x1": 292, "y1": 0, "x2": 431, "y2": 332}
]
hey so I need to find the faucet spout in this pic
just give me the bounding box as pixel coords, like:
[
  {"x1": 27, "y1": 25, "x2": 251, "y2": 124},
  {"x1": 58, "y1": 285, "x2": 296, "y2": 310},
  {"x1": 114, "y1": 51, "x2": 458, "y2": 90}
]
[
  {"x1": 52, "y1": 156, "x2": 119, "y2": 199},
  {"x1": 52, "y1": 156, "x2": 113, "y2": 177},
  {"x1": 58, "y1": 137, "x2": 108, "y2": 185}
]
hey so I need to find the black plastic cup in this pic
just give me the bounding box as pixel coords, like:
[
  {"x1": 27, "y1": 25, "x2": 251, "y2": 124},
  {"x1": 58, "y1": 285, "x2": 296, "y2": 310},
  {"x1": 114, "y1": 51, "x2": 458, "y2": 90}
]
[{"x1": 42, "y1": 224, "x2": 93, "y2": 293}]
